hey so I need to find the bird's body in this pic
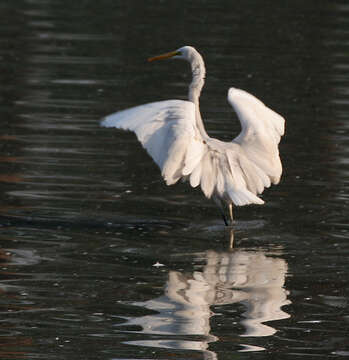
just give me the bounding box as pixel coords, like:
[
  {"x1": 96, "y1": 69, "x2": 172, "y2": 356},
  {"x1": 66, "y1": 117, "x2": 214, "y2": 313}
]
[{"x1": 101, "y1": 46, "x2": 285, "y2": 225}]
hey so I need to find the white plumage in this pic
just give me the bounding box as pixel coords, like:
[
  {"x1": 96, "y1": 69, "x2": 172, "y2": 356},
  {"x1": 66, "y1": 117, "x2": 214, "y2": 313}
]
[{"x1": 101, "y1": 46, "x2": 285, "y2": 224}]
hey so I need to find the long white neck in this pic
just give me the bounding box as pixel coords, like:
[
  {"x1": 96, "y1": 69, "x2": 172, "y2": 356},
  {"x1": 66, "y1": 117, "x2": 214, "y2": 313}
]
[{"x1": 187, "y1": 50, "x2": 208, "y2": 138}]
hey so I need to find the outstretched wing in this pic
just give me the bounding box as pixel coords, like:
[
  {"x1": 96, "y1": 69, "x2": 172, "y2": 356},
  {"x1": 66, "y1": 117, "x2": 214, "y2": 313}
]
[
  {"x1": 101, "y1": 90, "x2": 285, "y2": 208},
  {"x1": 101, "y1": 100, "x2": 205, "y2": 185},
  {"x1": 181, "y1": 88, "x2": 285, "y2": 207},
  {"x1": 228, "y1": 88, "x2": 285, "y2": 184}
]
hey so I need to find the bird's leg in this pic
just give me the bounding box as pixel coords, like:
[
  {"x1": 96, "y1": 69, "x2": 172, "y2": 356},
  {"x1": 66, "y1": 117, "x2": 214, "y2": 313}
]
[
  {"x1": 229, "y1": 204, "x2": 233, "y2": 225},
  {"x1": 220, "y1": 211, "x2": 229, "y2": 226},
  {"x1": 213, "y1": 195, "x2": 229, "y2": 226}
]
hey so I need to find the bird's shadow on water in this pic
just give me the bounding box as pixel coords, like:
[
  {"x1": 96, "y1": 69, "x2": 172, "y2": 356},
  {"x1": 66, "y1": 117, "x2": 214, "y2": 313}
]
[
  {"x1": 0, "y1": 207, "x2": 266, "y2": 235},
  {"x1": 198, "y1": 219, "x2": 267, "y2": 232},
  {"x1": 184, "y1": 218, "x2": 267, "y2": 246}
]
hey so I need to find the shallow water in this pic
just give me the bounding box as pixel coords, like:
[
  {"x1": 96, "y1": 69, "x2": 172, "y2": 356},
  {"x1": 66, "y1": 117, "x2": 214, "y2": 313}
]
[{"x1": 0, "y1": 0, "x2": 349, "y2": 359}]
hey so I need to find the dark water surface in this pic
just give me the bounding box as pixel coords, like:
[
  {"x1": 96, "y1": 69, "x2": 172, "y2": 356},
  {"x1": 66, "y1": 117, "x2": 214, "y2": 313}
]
[{"x1": 1, "y1": 1, "x2": 349, "y2": 359}]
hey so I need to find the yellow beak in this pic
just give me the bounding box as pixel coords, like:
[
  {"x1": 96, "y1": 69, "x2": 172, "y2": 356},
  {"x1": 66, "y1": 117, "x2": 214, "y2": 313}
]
[{"x1": 148, "y1": 50, "x2": 179, "y2": 62}]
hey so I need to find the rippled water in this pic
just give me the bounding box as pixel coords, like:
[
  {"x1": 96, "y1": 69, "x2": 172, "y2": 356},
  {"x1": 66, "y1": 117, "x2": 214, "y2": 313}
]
[{"x1": 0, "y1": 1, "x2": 349, "y2": 359}]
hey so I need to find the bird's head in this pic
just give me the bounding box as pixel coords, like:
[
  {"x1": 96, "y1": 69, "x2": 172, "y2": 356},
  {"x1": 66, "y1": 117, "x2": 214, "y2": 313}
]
[{"x1": 148, "y1": 46, "x2": 198, "y2": 63}]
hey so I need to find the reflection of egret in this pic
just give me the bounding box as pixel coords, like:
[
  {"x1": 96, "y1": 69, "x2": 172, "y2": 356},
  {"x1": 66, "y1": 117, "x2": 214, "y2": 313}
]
[
  {"x1": 101, "y1": 46, "x2": 285, "y2": 224},
  {"x1": 117, "y1": 247, "x2": 290, "y2": 354},
  {"x1": 203, "y1": 250, "x2": 290, "y2": 337}
]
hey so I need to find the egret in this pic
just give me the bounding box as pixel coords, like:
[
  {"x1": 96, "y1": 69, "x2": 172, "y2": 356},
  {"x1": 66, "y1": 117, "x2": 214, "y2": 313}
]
[{"x1": 101, "y1": 46, "x2": 285, "y2": 225}]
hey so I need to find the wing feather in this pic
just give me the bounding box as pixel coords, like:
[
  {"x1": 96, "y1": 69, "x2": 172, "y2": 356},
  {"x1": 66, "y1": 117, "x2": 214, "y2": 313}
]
[
  {"x1": 228, "y1": 88, "x2": 285, "y2": 184},
  {"x1": 183, "y1": 137, "x2": 206, "y2": 176},
  {"x1": 101, "y1": 100, "x2": 198, "y2": 184},
  {"x1": 189, "y1": 162, "x2": 203, "y2": 188},
  {"x1": 224, "y1": 148, "x2": 264, "y2": 205},
  {"x1": 200, "y1": 152, "x2": 215, "y2": 198}
]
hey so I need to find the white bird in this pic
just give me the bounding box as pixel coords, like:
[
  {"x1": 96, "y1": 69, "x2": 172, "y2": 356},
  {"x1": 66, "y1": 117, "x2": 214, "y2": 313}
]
[{"x1": 101, "y1": 46, "x2": 285, "y2": 225}]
